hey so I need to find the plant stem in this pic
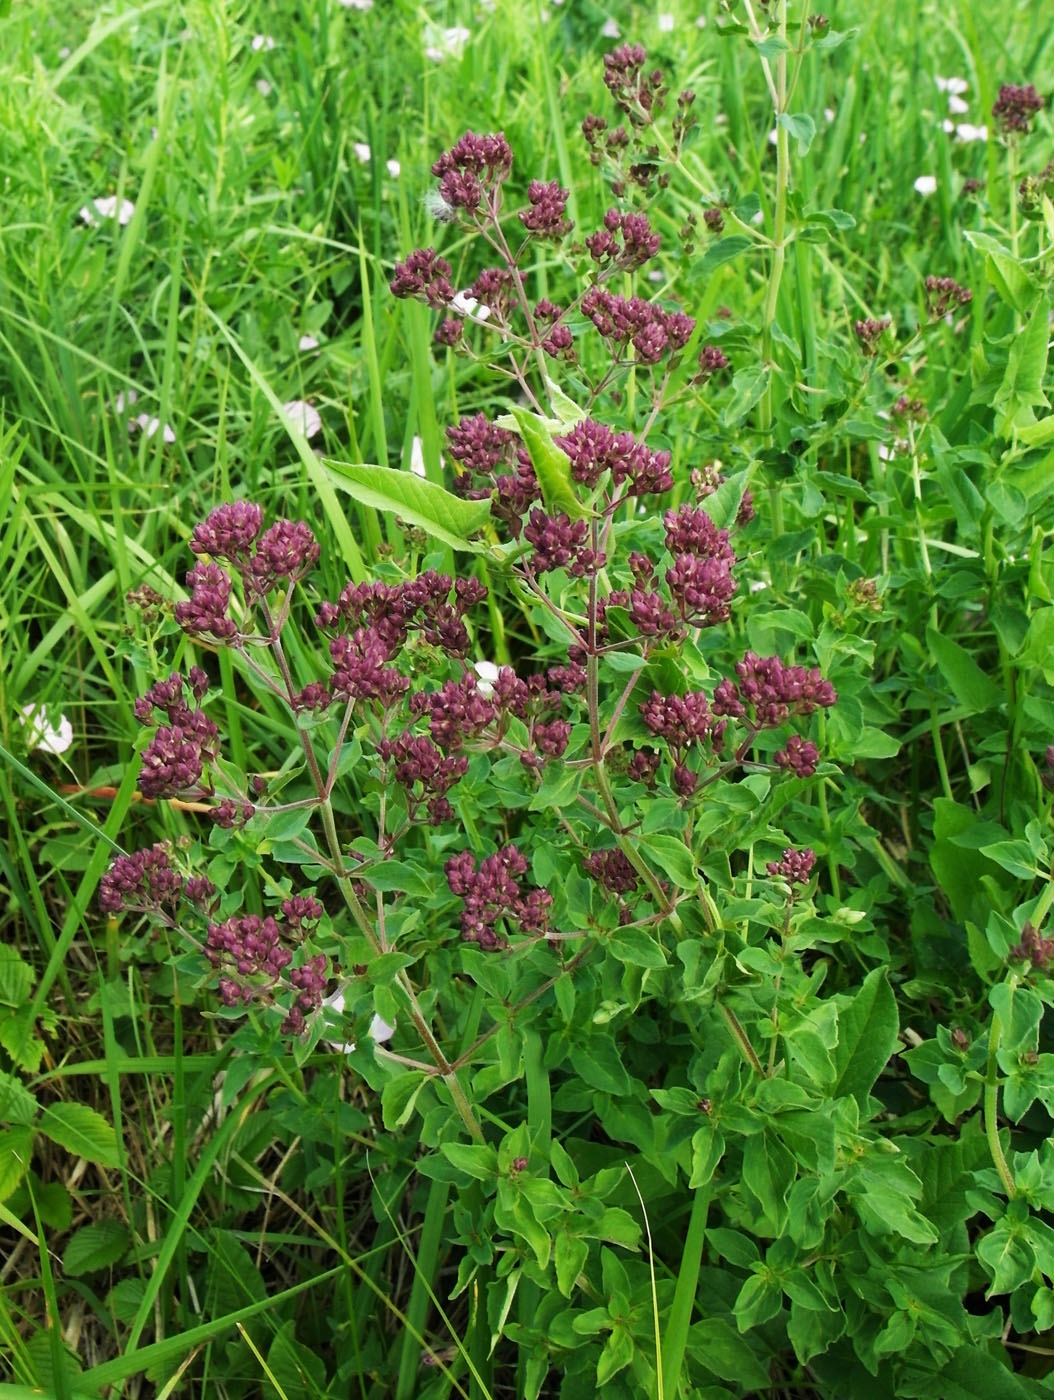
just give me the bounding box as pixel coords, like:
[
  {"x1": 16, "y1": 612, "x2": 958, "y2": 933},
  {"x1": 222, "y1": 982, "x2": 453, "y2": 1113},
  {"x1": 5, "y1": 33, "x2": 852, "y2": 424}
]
[
  {"x1": 984, "y1": 1009, "x2": 1017, "y2": 1199},
  {"x1": 719, "y1": 1000, "x2": 765, "y2": 1078}
]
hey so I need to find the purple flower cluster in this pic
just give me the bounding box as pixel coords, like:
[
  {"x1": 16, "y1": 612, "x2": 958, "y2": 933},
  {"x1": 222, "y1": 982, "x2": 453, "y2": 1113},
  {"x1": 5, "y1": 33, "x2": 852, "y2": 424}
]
[
  {"x1": 663, "y1": 505, "x2": 738, "y2": 627},
  {"x1": 766, "y1": 847, "x2": 816, "y2": 885},
  {"x1": 523, "y1": 510, "x2": 604, "y2": 576},
  {"x1": 190, "y1": 501, "x2": 262, "y2": 560},
  {"x1": 554, "y1": 418, "x2": 672, "y2": 495},
  {"x1": 135, "y1": 670, "x2": 219, "y2": 800},
  {"x1": 1009, "y1": 922, "x2": 1054, "y2": 971},
  {"x1": 520, "y1": 180, "x2": 572, "y2": 239},
  {"x1": 713, "y1": 653, "x2": 837, "y2": 728},
  {"x1": 175, "y1": 562, "x2": 238, "y2": 640},
  {"x1": 585, "y1": 208, "x2": 660, "y2": 269},
  {"x1": 583, "y1": 847, "x2": 640, "y2": 895},
  {"x1": 410, "y1": 673, "x2": 497, "y2": 747},
  {"x1": 431, "y1": 131, "x2": 514, "y2": 213},
  {"x1": 390, "y1": 248, "x2": 456, "y2": 307},
  {"x1": 317, "y1": 572, "x2": 488, "y2": 703},
  {"x1": 581, "y1": 288, "x2": 695, "y2": 365},
  {"x1": 853, "y1": 317, "x2": 891, "y2": 356},
  {"x1": 534, "y1": 298, "x2": 574, "y2": 358},
  {"x1": 640, "y1": 689, "x2": 724, "y2": 795},
  {"x1": 601, "y1": 43, "x2": 665, "y2": 124},
  {"x1": 446, "y1": 414, "x2": 542, "y2": 537},
  {"x1": 695, "y1": 345, "x2": 730, "y2": 380},
  {"x1": 774, "y1": 736, "x2": 821, "y2": 778},
  {"x1": 992, "y1": 83, "x2": 1043, "y2": 135},
  {"x1": 378, "y1": 732, "x2": 468, "y2": 825},
  {"x1": 924, "y1": 276, "x2": 972, "y2": 320},
  {"x1": 100, "y1": 843, "x2": 183, "y2": 915},
  {"x1": 207, "y1": 895, "x2": 331, "y2": 1034},
  {"x1": 445, "y1": 845, "x2": 553, "y2": 950}
]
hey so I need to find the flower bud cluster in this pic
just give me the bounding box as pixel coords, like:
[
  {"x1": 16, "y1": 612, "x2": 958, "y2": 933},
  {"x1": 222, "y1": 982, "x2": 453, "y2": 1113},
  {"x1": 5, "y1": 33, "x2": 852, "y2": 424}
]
[
  {"x1": 853, "y1": 317, "x2": 891, "y2": 356},
  {"x1": 924, "y1": 276, "x2": 972, "y2": 320},
  {"x1": 766, "y1": 847, "x2": 816, "y2": 884},
  {"x1": 445, "y1": 844, "x2": 553, "y2": 950},
  {"x1": 713, "y1": 653, "x2": 837, "y2": 728},
  {"x1": 390, "y1": 248, "x2": 456, "y2": 307},
  {"x1": 601, "y1": 43, "x2": 665, "y2": 127},
  {"x1": 431, "y1": 131, "x2": 514, "y2": 213},
  {"x1": 992, "y1": 82, "x2": 1043, "y2": 135},
  {"x1": 523, "y1": 510, "x2": 604, "y2": 577},
  {"x1": 446, "y1": 414, "x2": 542, "y2": 537},
  {"x1": 99, "y1": 843, "x2": 205, "y2": 916},
  {"x1": 207, "y1": 895, "x2": 332, "y2": 1034},
  {"x1": 1009, "y1": 922, "x2": 1054, "y2": 971},
  {"x1": 585, "y1": 208, "x2": 660, "y2": 270},
  {"x1": 520, "y1": 180, "x2": 572, "y2": 239},
  {"x1": 554, "y1": 418, "x2": 672, "y2": 495},
  {"x1": 580, "y1": 288, "x2": 695, "y2": 365},
  {"x1": 583, "y1": 847, "x2": 640, "y2": 896},
  {"x1": 135, "y1": 669, "x2": 219, "y2": 800}
]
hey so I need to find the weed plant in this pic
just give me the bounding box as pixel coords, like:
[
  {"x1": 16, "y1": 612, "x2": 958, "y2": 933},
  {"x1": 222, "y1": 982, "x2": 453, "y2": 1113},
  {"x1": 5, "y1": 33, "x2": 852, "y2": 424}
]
[{"x1": 3, "y1": 2, "x2": 1054, "y2": 1398}]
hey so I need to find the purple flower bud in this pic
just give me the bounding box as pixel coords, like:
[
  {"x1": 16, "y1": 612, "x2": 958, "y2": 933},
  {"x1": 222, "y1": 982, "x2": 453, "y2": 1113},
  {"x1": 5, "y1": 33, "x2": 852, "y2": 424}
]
[
  {"x1": 190, "y1": 502, "x2": 263, "y2": 561},
  {"x1": 774, "y1": 735, "x2": 821, "y2": 778},
  {"x1": 519, "y1": 179, "x2": 572, "y2": 238},
  {"x1": 765, "y1": 847, "x2": 816, "y2": 884},
  {"x1": 993, "y1": 83, "x2": 1043, "y2": 134},
  {"x1": 99, "y1": 844, "x2": 184, "y2": 915},
  {"x1": 390, "y1": 248, "x2": 455, "y2": 307}
]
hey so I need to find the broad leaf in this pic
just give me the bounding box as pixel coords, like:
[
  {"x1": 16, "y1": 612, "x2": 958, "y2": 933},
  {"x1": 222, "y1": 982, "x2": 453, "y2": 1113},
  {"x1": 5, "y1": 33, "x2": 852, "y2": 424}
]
[
  {"x1": 323, "y1": 460, "x2": 491, "y2": 551},
  {"x1": 36, "y1": 1103, "x2": 120, "y2": 1168},
  {"x1": 831, "y1": 968, "x2": 898, "y2": 1105}
]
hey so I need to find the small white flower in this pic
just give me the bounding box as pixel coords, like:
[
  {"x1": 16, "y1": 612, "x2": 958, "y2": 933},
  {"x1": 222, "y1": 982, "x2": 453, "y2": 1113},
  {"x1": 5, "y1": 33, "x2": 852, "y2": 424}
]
[
  {"x1": 749, "y1": 576, "x2": 770, "y2": 595},
  {"x1": 424, "y1": 25, "x2": 470, "y2": 61},
  {"x1": 19, "y1": 705, "x2": 74, "y2": 756},
  {"x1": 298, "y1": 334, "x2": 320, "y2": 351},
  {"x1": 947, "y1": 93, "x2": 969, "y2": 115},
  {"x1": 386, "y1": 158, "x2": 401, "y2": 178},
  {"x1": 877, "y1": 442, "x2": 894, "y2": 461},
  {"x1": 321, "y1": 989, "x2": 395, "y2": 1052},
  {"x1": 941, "y1": 119, "x2": 956, "y2": 133},
  {"x1": 714, "y1": 112, "x2": 728, "y2": 126},
  {"x1": 256, "y1": 79, "x2": 272, "y2": 96},
  {"x1": 409, "y1": 436, "x2": 428, "y2": 478},
  {"x1": 280, "y1": 399, "x2": 323, "y2": 439},
  {"x1": 114, "y1": 389, "x2": 138, "y2": 414},
  {"x1": 79, "y1": 196, "x2": 136, "y2": 228},
  {"x1": 450, "y1": 289, "x2": 492, "y2": 322},
  {"x1": 474, "y1": 661, "x2": 500, "y2": 696},
  {"x1": 768, "y1": 127, "x2": 779, "y2": 146},
  {"x1": 696, "y1": 13, "x2": 707, "y2": 26},
  {"x1": 824, "y1": 107, "x2": 835, "y2": 124},
  {"x1": 647, "y1": 268, "x2": 664, "y2": 283},
  {"x1": 936, "y1": 75, "x2": 968, "y2": 95},
  {"x1": 131, "y1": 413, "x2": 177, "y2": 443},
  {"x1": 956, "y1": 123, "x2": 987, "y2": 143},
  {"x1": 353, "y1": 141, "x2": 372, "y2": 163},
  {"x1": 336, "y1": 0, "x2": 374, "y2": 8},
  {"x1": 751, "y1": 209, "x2": 764, "y2": 226},
  {"x1": 914, "y1": 175, "x2": 938, "y2": 196},
  {"x1": 58, "y1": 45, "x2": 71, "y2": 59},
  {"x1": 658, "y1": 13, "x2": 674, "y2": 30},
  {"x1": 251, "y1": 34, "x2": 275, "y2": 51},
  {"x1": 601, "y1": 17, "x2": 620, "y2": 37}
]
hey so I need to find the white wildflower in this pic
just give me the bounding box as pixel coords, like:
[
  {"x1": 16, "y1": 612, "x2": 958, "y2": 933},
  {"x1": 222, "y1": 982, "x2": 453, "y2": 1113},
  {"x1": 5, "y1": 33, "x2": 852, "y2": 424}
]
[
  {"x1": 955, "y1": 123, "x2": 987, "y2": 143},
  {"x1": 280, "y1": 399, "x2": 323, "y2": 439},
  {"x1": 298, "y1": 334, "x2": 320, "y2": 351},
  {"x1": 935, "y1": 75, "x2": 968, "y2": 95},
  {"x1": 336, "y1": 0, "x2": 374, "y2": 8},
  {"x1": 321, "y1": 989, "x2": 395, "y2": 1052},
  {"x1": 947, "y1": 93, "x2": 969, "y2": 115},
  {"x1": 386, "y1": 158, "x2": 401, "y2": 178},
  {"x1": 256, "y1": 79, "x2": 272, "y2": 96},
  {"x1": 914, "y1": 175, "x2": 938, "y2": 196},
  {"x1": 658, "y1": 13, "x2": 674, "y2": 30},
  {"x1": 251, "y1": 34, "x2": 275, "y2": 51},
  {"x1": 601, "y1": 18, "x2": 620, "y2": 38},
  {"x1": 79, "y1": 196, "x2": 136, "y2": 228},
  {"x1": 942, "y1": 119, "x2": 956, "y2": 133},
  {"x1": 824, "y1": 107, "x2": 835, "y2": 124},
  {"x1": 424, "y1": 25, "x2": 470, "y2": 61},
  {"x1": 114, "y1": 389, "x2": 138, "y2": 414},
  {"x1": 450, "y1": 289, "x2": 492, "y2": 322},
  {"x1": 20, "y1": 705, "x2": 74, "y2": 756},
  {"x1": 474, "y1": 661, "x2": 500, "y2": 696},
  {"x1": 409, "y1": 436, "x2": 428, "y2": 478},
  {"x1": 353, "y1": 141, "x2": 371, "y2": 163},
  {"x1": 131, "y1": 413, "x2": 176, "y2": 443}
]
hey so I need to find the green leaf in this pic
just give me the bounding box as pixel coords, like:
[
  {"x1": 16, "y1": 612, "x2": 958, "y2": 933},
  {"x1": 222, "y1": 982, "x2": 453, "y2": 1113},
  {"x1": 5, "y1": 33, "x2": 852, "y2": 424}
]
[
  {"x1": 638, "y1": 833, "x2": 697, "y2": 889},
  {"x1": 507, "y1": 405, "x2": 591, "y2": 520},
  {"x1": 977, "y1": 1220, "x2": 1037, "y2": 1296},
  {"x1": 0, "y1": 1127, "x2": 33, "y2": 1202},
  {"x1": 439, "y1": 1142, "x2": 498, "y2": 1181},
  {"x1": 691, "y1": 1317, "x2": 771, "y2": 1387},
  {"x1": 778, "y1": 111, "x2": 817, "y2": 155},
  {"x1": 831, "y1": 968, "x2": 899, "y2": 1106},
  {"x1": 380, "y1": 1071, "x2": 428, "y2": 1130},
  {"x1": 596, "y1": 1324, "x2": 635, "y2": 1385},
  {"x1": 0, "y1": 948, "x2": 33, "y2": 1006},
  {"x1": 980, "y1": 840, "x2": 1040, "y2": 880},
  {"x1": 609, "y1": 928, "x2": 668, "y2": 969},
  {"x1": 0, "y1": 1070, "x2": 38, "y2": 1127},
  {"x1": 555, "y1": 1230, "x2": 589, "y2": 1297},
  {"x1": 902, "y1": 1345, "x2": 1039, "y2": 1400},
  {"x1": 323, "y1": 459, "x2": 491, "y2": 551},
  {"x1": 264, "y1": 1319, "x2": 327, "y2": 1400},
  {"x1": 62, "y1": 1220, "x2": 130, "y2": 1276},
  {"x1": 1019, "y1": 607, "x2": 1054, "y2": 685},
  {"x1": 993, "y1": 296, "x2": 1050, "y2": 434},
  {"x1": 750, "y1": 33, "x2": 790, "y2": 57},
  {"x1": 925, "y1": 626, "x2": 1003, "y2": 714},
  {"x1": 36, "y1": 1103, "x2": 120, "y2": 1168},
  {"x1": 700, "y1": 236, "x2": 754, "y2": 273},
  {"x1": 965, "y1": 229, "x2": 1035, "y2": 315},
  {"x1": 357, "y1": 860, "x2": 433, "y2": 897}
]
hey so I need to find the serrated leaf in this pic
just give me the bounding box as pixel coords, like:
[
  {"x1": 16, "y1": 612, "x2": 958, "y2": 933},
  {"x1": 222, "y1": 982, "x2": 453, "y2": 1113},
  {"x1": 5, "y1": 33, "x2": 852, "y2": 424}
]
[
  {"x1": 0, "y1": 947, "x2": 33, "y2": 1006},
  {"x1": 323, "y1": 460, "x2": 490, "y2": 551},
  {"x1": 36, "y1": 1103, "x2": 120, "y2": 1168},
  {"x1": 0, "y1": 1127, "x2": 33, "y2": 1202},
  {"x1": 0, "y1": 1070, "x2": 38, "y2": 1127},
  {"x1": 700, "y1": 236, "x2": 754, "y2": 273},
  {"x1": 63, "y1": 1220, "x2": 130, "y2": 1276},
  {"x1": 831, "y1": 968, "x2": 898, "y2": 1105}
]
